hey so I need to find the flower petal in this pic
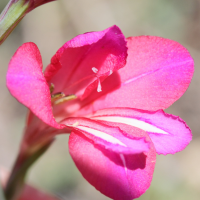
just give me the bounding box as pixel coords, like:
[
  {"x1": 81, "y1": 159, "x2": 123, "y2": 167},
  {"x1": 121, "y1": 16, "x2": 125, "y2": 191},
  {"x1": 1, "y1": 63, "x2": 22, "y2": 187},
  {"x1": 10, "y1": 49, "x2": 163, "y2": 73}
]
[
  {"x1": 63, "y1": 117, "x2": 150, "y2": 155},
  {"x1": 6, "y1": 42, "x2": 63, "y2": 129},
  {"x1": 44, "y1": 25, "x2": 127, "y2": 100},
  {"x1": 68, "y1": 118, "x2": 156, "y2": 200},
  {"x1": 90, "y1": 108, "x2": 192, "y2": 155},
  {"x1": 77, "y1": 36, "x2": 194, "y2": 114}
]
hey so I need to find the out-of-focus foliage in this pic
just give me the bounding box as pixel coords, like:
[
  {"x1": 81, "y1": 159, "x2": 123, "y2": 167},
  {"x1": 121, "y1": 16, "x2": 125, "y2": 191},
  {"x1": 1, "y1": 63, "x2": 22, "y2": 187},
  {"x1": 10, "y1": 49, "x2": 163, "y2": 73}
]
[{"x1": 0, "y1": 0, "x2": 200, "y2": 199}]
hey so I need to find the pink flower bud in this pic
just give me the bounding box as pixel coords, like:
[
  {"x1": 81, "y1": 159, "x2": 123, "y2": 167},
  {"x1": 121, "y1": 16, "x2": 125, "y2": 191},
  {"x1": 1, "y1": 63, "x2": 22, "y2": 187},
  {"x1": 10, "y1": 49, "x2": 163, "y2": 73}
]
[
  {"x1": 0, "y1": 0, "x2": 56, "y2": 45},
  {"x1": 26, "y1": 0, "x2": 56, "y2": 11}
]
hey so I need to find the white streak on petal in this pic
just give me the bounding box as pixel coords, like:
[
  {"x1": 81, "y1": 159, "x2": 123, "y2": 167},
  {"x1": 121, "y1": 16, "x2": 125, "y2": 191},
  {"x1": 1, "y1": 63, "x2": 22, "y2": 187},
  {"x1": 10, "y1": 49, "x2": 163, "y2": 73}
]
[
  {"x1": 92, "y1": 116, "x2": 168, "y2": 135},
  {"x1": 109, "y1": 70, "x2": 113, "y2": 76},
  {"x1": 77, "y1": 125, "x2": 127, "y2": 147},
  {"x1": 92, "y1": 67, "x2": 98, "y2": 73},
  {"x1": 120, "y1": 154, "x2": 127, "y2": 175}
]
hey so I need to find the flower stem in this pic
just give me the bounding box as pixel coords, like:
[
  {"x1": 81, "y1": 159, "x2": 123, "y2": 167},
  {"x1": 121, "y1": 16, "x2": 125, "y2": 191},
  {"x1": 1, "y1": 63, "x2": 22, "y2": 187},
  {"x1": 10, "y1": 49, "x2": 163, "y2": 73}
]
[
  {"x1": 0, "y1": 183, "x2": 6, "y2": 200},
  {"x1": 4, "y1": 140, "x2": 53, "y2": 200}
]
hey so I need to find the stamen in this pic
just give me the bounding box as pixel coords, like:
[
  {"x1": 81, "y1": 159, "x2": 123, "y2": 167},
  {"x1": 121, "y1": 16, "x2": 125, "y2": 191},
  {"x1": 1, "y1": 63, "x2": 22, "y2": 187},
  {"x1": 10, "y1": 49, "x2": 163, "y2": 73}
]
[
  {"x1": 51, "y1": 92, "x2": 65, "y2": 104},
  {"x1": 54, "y1": 94, "x2": 77, "y2": 105},
  {"x1": 51, "y1": 92, "x2": 65, "y2": 103},
  {"x1": 50, "y1": 84, "x2": 76, "y2": 105}
]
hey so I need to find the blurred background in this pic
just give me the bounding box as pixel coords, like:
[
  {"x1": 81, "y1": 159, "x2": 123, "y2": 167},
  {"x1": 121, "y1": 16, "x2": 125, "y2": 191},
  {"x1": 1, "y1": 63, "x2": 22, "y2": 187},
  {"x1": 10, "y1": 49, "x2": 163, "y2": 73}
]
[{"x1": 0, "y1": 0, "x2": 200, "y2": 199}]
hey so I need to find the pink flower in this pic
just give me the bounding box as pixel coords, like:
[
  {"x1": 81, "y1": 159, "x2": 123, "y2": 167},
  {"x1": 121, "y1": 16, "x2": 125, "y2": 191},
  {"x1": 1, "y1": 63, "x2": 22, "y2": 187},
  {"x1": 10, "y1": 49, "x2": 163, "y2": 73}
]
[{"x1": 6, "y1": 25, "x2": 194, "y2": 200}]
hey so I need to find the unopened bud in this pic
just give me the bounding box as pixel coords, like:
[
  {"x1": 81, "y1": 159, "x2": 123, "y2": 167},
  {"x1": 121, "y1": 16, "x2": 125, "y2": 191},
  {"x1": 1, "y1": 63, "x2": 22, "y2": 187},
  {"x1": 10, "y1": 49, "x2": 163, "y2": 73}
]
[{"x1": 0, "y1": 0, "x2": 56, "y2": 45}]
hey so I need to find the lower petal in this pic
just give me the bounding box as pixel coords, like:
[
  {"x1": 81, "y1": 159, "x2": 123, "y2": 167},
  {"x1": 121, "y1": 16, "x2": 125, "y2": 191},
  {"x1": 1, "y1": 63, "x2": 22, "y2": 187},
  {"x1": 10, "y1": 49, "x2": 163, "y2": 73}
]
[
  {"x1": 69, "y1": 121, "x2": 156, "y2": 200},
  {"x1": 91, "y1": 108, "x2": 192, "y2": 155}
]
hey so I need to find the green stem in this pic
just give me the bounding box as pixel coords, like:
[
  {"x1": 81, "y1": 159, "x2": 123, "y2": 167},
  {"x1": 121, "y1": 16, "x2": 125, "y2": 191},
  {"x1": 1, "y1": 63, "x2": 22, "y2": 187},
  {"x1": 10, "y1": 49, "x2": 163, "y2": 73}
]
[
  {"x1": 0, "y1": 182, "x2": 6, "y2": 200},
  {"x1": 4, "y1": 140, "x2": 53, "y2": 200},
  {"x1": 0, "y1": 0, "x2": 29, "y2": 45}
]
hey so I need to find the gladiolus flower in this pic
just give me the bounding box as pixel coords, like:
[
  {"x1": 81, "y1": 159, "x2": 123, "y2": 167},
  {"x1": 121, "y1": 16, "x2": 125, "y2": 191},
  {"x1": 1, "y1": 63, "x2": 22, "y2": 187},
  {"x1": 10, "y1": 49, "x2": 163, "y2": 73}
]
[{"x1": 6, "y1": 25, "x2": 194, "y2": 200}]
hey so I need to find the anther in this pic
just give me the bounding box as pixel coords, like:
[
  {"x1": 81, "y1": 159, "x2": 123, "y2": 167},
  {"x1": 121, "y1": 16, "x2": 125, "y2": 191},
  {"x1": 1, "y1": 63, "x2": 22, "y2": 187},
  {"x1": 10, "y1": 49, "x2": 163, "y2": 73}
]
[
  {"x1": 50, "y1": 83, "x2": 55, "y2": 94},
  {"x1": 51, "y1": 92, "x2": 65, "y2": 103},
  {"x1": 50, "y1": 84, "x2": 77, "y2": 105},
  {"x1": 54, "y1": 94, "x2": 77, "y2": 105}
]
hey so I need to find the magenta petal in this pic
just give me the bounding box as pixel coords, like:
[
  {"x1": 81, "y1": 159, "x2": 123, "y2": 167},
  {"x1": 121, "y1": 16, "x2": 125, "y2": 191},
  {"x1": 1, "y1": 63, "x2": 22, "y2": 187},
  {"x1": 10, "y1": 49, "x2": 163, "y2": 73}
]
[
  {"x1": 44, "y1": 25, "x2": 127, "y2": 99},
  {"x1": 91, "y1": 108, "x2": 192, "y2": 155},
  {"x1": 68, "y1": 119, "x2": 156, "y2": 200},
  {"x1": 62, "y1": 117, "x2": 150, "y2": 155},
  {"x1": 79, "y1": 36, "x2": 194, "y2": 114},
  {"x1": 6, "y1": 43, "x2": 63, "y2": 129}
]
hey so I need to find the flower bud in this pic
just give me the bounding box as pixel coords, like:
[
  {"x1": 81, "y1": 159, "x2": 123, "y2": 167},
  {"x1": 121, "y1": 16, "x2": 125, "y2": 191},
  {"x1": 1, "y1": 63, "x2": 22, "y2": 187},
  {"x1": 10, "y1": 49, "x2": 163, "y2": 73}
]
[{"x1": 0, "y1": 0, "x2": 55, "y2": 45}]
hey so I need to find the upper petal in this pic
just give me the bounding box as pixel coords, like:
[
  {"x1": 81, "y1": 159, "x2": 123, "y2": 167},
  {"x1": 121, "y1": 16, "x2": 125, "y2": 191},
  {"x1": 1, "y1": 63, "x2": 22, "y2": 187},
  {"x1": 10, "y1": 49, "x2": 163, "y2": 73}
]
[
  {"x1": 68, "y1": 118, "x2": 156, "y2": 200},
  {"x1": 44, "y1": 25, "x2": 127, "y2": 100},
  {"x1": 90, "y1": 107, "x2": 192, "y2": 155},
  {"x1": 6, "y1": 42, "x2": 63, "y2": 129},
  {"x1": 77, "y1": 36, "x2": 194, "y2": 114}
]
